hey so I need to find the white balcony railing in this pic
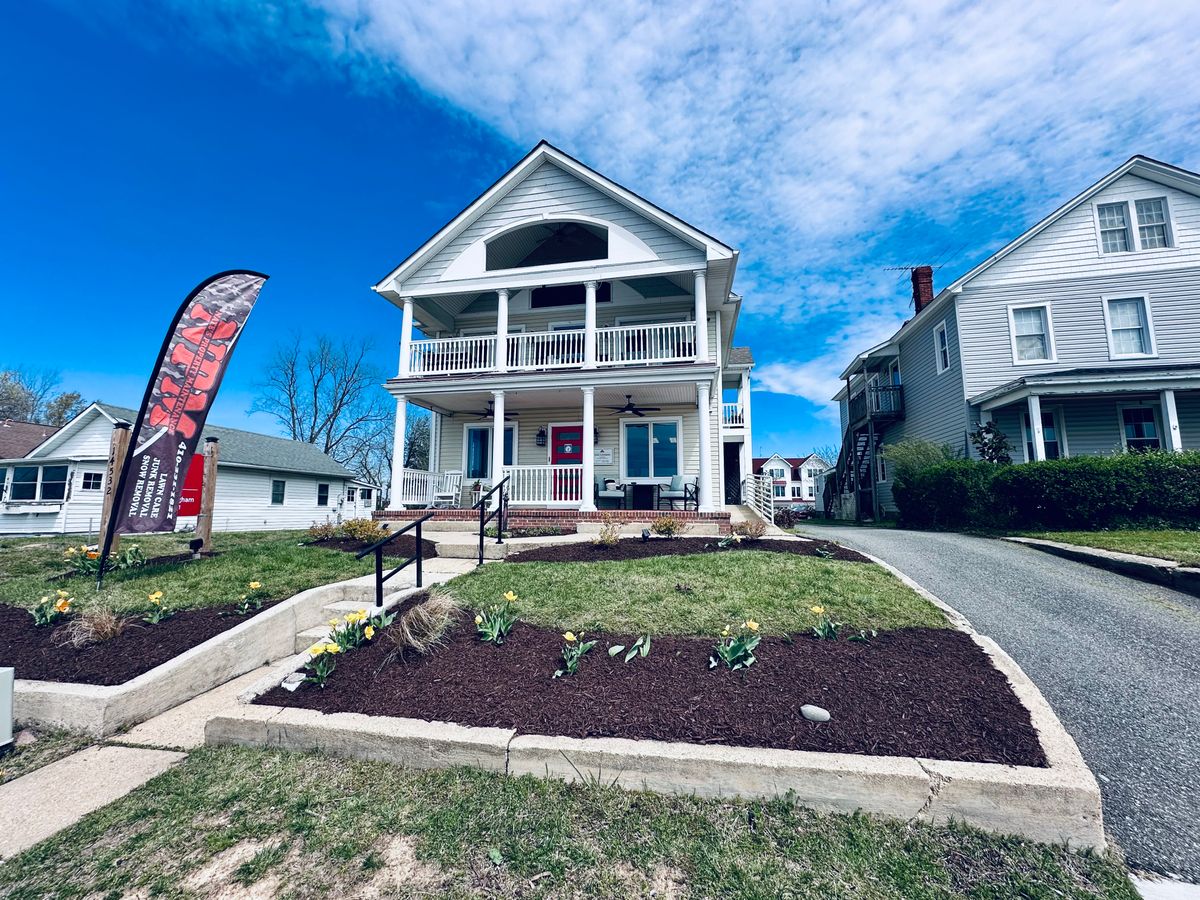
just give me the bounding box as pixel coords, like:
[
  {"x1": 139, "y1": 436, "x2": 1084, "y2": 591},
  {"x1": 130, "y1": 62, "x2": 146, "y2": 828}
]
[
  {"x1": 395, "y1": 468, "x2": 439, "y2": 506},
  {"x1": 722, "y1": 402, "x2": 745, "y2": 427},
  {"x1": 596, "y1": 321, "x2": 696, "y2": 367},
  {"x1": 408, "y1": 335, "x2": 497, "y2": 376},
  {"x1": 508, "y1": 329, "x2": 587, "y2": 370},
  {"x1": 402, "y1": 322, "x2": 697, "y2": 377},
  {"x1": 503, "y1": 465, "x2": 585, "y2": 505},
  {"x1": 742, "y1": 473, "x2": 775, "y2": 524}
]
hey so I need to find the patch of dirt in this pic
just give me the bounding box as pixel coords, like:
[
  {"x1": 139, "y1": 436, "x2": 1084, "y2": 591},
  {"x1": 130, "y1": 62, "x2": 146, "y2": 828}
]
[
  {"x1": 307, "y1": 535, "x2": 437, "y2": 560},
  {"x1": 259, "y1": 609, "x2": 1047, "y2": 767},
  {"x1": 182, "y1": 840, "x2": 266, "y2": 892},
  {"x1": 361, "y1": 835, "x2": 447, "y2": 897},
  {"x1": 0, "y1": 600, "x2": 279, "y2": 686},
  {"x1": 505, "y1": 537, "x2": 868, "y2": 564},
  {"x1": 615, "y1": 863, "x2": 688, "y2": 898}
]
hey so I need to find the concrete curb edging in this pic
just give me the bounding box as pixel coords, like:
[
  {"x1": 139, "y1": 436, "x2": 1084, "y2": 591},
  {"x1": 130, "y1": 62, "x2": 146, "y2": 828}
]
[
  {"x1": 15, "y1": 574, "x2": 380, "y2": 737},
  {"x1": 208, "y1": 553, "x2": 1105, "y2": 850},
  {"x1": 1002, "y1": 536, "x2": 1200, "y2": 598}
]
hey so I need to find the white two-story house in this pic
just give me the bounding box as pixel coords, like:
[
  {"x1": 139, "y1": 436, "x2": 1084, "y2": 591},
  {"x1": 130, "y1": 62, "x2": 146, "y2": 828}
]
[
  {"x1": 831, "y1": 155, "x2": 1200, "y2": 520},
  {"x1": 752, "y1": 454, "x2": 829, "y2": 507},
  {"x1": 372, "y1": 142, "x2": 755, "y2": 529}
]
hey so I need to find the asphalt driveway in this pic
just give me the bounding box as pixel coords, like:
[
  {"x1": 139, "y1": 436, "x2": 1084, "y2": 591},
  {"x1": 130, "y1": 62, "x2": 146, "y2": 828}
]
[{"x1": 795, "y1": 524, "x2": 1200, "y2": 882}]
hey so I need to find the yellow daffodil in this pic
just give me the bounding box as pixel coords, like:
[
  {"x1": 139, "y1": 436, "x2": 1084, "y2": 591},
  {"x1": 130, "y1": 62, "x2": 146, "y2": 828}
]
[
  {"x1": 249, "y1": 581, "x2": 262, "y2": 590},
  {"x1": 54, "y1": 598, "x2": 71, "y2": 614},
  {"x1": 563, "y1": 631, "x2": 577, "y2": 643},
  {"x1": 503, "y1": 590, "x2": 518, "y2": 603},
  {"x1": 745, "y1": 620, "x2": 759, "y2": 632},
  {"x1": 364, "y1": 625, "x2": 375, "y2": 640},
  {"x1": 810, "y1": 606, "x2": 825, "y2": 615},
  {"x1": 475, "y1": 615, "x2": 483, "y2": 625}
]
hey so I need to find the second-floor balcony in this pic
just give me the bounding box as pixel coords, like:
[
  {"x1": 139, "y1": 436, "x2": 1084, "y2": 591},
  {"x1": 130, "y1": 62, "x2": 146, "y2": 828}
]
[
  {"x1": 722, "y1": 401, "x2": 745, "y2": 427},
  {"x1": 404, "y1": 321, "x2": 698, "y2": 378},
  {"x1": 848, "y1": 384, "x2": 905, "y2": 427}
]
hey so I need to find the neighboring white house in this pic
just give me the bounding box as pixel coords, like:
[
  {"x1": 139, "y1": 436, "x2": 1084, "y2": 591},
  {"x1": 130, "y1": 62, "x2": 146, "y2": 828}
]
[
  {"x1": 751, "y1": 454, "x2": 828, "y2": 507},
  {"x1": 829, "y1": 155, "x2": 1200, "y2": 520},
  {"x1": 0, "y1": 403, "x2": 378, "y2": 535},
  {"x1": 371, "y1": 141, "x2": 755, "y2": 526}
]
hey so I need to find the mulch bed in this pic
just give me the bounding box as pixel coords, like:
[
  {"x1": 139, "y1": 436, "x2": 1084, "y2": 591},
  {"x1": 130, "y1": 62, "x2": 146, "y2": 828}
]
[
  {"x1": 260, "y1": 607, "x2": 1046, "y2": 767},
  {"x1": 306, "y1": 535, "x2": 437, "y2": 559},
  {"x1": 506, "y1": 537, "x2": 869, "y2": 564},
  {"x1": 0, "y1": 601, "x2": 277, "y2": 687}
]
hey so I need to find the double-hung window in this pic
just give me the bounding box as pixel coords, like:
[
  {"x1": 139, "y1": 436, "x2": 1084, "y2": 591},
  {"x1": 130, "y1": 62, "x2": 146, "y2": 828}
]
[
  {"x1": 1135, "y1": 198, "x2": 1171, "y2": 249},
  {"x1": 317, "y1": 483, "x2": 329, "y2": 506},
  {"x1": 1023, "y1": 411, "x2": 1064, "y2": 461},
  {"x1": 933, "y1": 321, "x2": 950, "y2": 374},
  {"x1": 1120, "y1": 406, "x2": 1161, "y2": 451},
  {"x1": 622, "y1": 420, "x2": 679, "y2": 480},
  {"x1": 1009, "y1": 304, "x2": 1054, "y2": 363},
  {"x1": 1097, "y1": 202, "x2": 1132, "y2": 253},
  {"x1": 271, "y1": 480, "x2": 286, "y2": 505},
  {"x1": 464, "y1": 424, "x2": 515, "y2": 481},
  {"x1": 10, "y1": 464, "x2": 68, "y2": 501},
  {"x1": 1104, "y1": 296, "x2": 1155, "y2": 358}
]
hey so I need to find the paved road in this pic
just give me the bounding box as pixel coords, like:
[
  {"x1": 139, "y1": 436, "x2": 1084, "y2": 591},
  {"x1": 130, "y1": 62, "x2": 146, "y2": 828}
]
[{"x1": 796, "y1": 524, "x2": 1200, "y2": 881}]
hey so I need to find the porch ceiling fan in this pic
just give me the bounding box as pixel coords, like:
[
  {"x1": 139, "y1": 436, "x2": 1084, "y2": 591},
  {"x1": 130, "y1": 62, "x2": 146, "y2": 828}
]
[
  {"x1": 467, "y1": 400, "x2": 518, "y2": 421},
  {"x1": 603, "y1": 395, "x2": 662, "y2": 417}
]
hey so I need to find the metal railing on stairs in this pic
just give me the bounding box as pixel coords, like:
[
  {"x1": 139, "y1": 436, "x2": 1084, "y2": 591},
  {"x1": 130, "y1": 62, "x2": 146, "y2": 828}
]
[
  {"x1": 354, "y1": 512, "x2": 435, "y2": 608},
  {"x1": 472, "y1": 476, "x2": 510, "y2": 566}
]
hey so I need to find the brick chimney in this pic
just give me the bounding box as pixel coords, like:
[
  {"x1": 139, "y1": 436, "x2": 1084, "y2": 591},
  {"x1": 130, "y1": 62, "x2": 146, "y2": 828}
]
[{"x1": 911, "y1": 265, "x2": 934, "y2": 313}]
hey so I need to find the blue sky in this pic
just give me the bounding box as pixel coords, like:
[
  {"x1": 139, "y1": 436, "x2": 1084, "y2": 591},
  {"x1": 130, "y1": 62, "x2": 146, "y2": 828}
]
[{"x1": 3, "y1": 1, "x2": 1199, "y2": 457}]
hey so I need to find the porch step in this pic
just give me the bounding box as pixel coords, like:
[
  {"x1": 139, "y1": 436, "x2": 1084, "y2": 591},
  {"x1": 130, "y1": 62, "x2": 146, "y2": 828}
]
[
  {"x1": 428, "y1": 533, "x2": 508, "y2": 559},
  {"x1": 295, "y1": 626, "x2": 332, "y2": 654},
  {"x1": 414, "y1": 520, "x2": 479, "y2": 533}
]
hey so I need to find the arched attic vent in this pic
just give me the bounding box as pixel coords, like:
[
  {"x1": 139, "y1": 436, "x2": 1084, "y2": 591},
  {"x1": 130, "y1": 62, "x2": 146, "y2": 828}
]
[{"x1": 485, "y1": 220, "x2": 608, "y2": 270}]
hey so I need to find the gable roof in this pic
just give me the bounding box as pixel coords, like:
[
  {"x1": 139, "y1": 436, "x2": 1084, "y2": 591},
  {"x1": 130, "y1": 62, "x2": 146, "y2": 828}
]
[
  {"x1": 373, "y1": 141, "x2": 735, "y2": 294},
  {"x1": 27, "y1": 403, "x2": 360, "y2": 481},
  {"x1": 726, "y1": 347, "x2": 754, "y2": 367},
  {"x1": 753, "y1": 454, "x2": 814, "y2": 473},
  {"x1": 0, "y1": 420, "x2": 59, "y2": 458}
]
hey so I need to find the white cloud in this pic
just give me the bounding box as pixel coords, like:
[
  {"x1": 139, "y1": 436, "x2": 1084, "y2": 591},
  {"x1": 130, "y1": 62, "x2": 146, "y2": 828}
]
[{"x1": 103, "y1": 0, "x2": 1200, "y2": 413}]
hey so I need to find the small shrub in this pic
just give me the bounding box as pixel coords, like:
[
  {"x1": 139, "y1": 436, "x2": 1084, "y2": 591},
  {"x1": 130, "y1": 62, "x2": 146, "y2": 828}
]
[
  {"x1": 475, "y1": 590, "x2": 519, "y2": 644},
  {"x1": 306, "y1": 522, "x2": 338, "y2": 542},
  {"x1": 339, "y1": 518, "x2": 388, "y2": 542},
  {"x1": 710, "y1": 619, "x2": 761, "y2": 670},
  {"x1": 970, "y1": 421, "x2": 1014, "y2": 464},
  {"x1": 592, "y1": 512, "x2": 626, "y2": 547},
  {"x1": 30, "y1": 591, "x2": 72, "y2": 627},
  {"x1": 554, "y1": 630, "x2": 597, "y2": 677},
  {"x1": 881, "y1": 439, "x2": 959, "y2": 486},
  {"x1": 54, "y1": 607, "x2": 132, "y2": 648},
  {"x1": 650, "y1": 515, "x2": 686, "y2": 539},
  {"x1": 386, "y1": 594, "x2": 459, "y2": 660},
  {"x1": 732, "y1": 519, "x2": 767, "y2": 540}
]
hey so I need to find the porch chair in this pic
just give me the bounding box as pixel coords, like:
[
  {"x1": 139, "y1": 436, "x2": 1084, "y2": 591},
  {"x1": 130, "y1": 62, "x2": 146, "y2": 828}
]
[
  {"x1": 656, "y1": 474, "x2": 698, "y2": 511},
  {"x1": 595, "y1": 475, "x2": 627, "y2": 509},
  {"x1": 431, "y1": 471, "x2": 463, "y2": 508}
]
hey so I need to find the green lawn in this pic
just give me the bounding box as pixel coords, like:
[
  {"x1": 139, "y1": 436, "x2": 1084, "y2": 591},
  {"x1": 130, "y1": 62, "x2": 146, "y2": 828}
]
[
  {"x1": 0, "y1": 729, "x2": 93, "y2": 786},
  {"x1": 0, "y1": 531, "x2": 400, "y2": 616},
  {"x1": 0, "y1": 745, "x2": 1135, "y2": 900},
  {"x1": 1019, "y1": 529, "x2": 1200, "y2": 566},
  {"x1": 442, "y1": 550, "x2": 947, "y2": 635}
]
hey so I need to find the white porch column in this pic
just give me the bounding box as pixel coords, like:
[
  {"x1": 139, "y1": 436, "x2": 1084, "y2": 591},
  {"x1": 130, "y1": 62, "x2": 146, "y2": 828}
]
[
  {"x1": 1161, "y1": 389, "x2": 1183, "y2": 452},
  {"x1": 696, "y1": 380, "x2": 715, "y2": 512},
  {"x1": 491, "y1": 390, "x2": 505, "y2": 509},
  {"x1": 1027, "y1": 394, "x2": 1046, "y2": 462},
  {"x1": 693, "y1": 269, "x2": 710, "y2": 364},
  {"x1": 496, "y1": 288, "x2": 509, "y2": 373},
  {"x1": 388, "y1": 395, "x2": 407, "y2": 510},
  {"x1": 583, "y1": 281, "x2": 598, "y2": 369},
  {"x1": 580, "y1": 386, "x2": 596, "y2": 511},
  {"x1": 398, "y1": 297, "x2": 414, "y2": 377}
]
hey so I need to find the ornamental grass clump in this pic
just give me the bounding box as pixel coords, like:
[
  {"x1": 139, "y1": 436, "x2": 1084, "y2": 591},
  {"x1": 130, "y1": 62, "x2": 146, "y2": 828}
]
[
  {"x1": 30, "y1": 591, "x2": 72, "y2": 627},
  {"x1": 54, "y1": 607, "x2": 132, "y2": 649},
  {"x1": 710, "y1": 619, "x2": 761, "y2": 670},
  {"x1": 592, "y1": 512, "x2": 625, "y2": 548},
  {"x1": 731, "y1": 519, "x2": 767, "y2": 541},
  {"x1": 386, "y1": 593, "x2": 458, "y2": 661},
  {"x1": 475, "y1": 590, "x2": 518, "y2": 645},
  {"x1": 554, "y1": 631, "x2": 597, "y2": 678}
]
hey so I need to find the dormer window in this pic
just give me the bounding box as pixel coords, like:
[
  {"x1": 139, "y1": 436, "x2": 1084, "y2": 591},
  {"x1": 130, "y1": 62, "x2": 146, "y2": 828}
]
[
  {"x1": 1097, "y1": 203, "x2": 1131, "y2": 253},
  {"x1": 485, "y1": 221, "x2": 608, "y2": 270},
  {"x1": 1096, "y1": 197, "x2": 1173, "y2": 253},
  {"x1": 1135, "y1": 198, "x2": 1171, "y2": 248}
]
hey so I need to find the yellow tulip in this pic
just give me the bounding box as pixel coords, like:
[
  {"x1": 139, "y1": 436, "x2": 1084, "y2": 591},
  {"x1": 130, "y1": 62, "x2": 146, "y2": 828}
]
[
  {"x1": 745, "y1": 620, "x2": 759, "y2": 632},
  {"x1": 249, "y1": 581, "x2": 262, "y2": 590},
  {"x1": 309, "y1": 644, "x2": 326, "y2": 656},
  {"x1": 364, "y1": 625, "x2": 375, "y2": 640},
  {"x1": 325, "y1": 643, "x2": 341, "y2": 654},
  {"x1": 55, "y1": 598, "x2": 71, "y2": 614},
  {"x1": 475, "y1": 615, "x2": 483, "y2": 625},
  {"x1": 810, "y1": 606, "x2": 825, "y2": 615},
  {"x1": 721, "y1": 626, "x2": 730, "y2": 637},
  {"x1": 329, "y1": 618, "x2": 340, "y2": 627},
  {"x1": 503, "y1": 590, "x2": 518, "y2": 603},
  {"x1": 563, "y1": 631, "x2": 577, "y2": 643}
]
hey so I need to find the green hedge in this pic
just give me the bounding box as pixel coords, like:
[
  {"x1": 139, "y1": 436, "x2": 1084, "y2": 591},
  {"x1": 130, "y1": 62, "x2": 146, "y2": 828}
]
[{"x1": 892, "y1": 450, "x2": 1200, "y2": 531}]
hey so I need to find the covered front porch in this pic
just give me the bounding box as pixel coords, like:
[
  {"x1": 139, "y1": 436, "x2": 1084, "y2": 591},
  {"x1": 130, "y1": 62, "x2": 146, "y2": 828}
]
[{"x1": 387, "y1": 375, "x2": 724, "y2": 513}]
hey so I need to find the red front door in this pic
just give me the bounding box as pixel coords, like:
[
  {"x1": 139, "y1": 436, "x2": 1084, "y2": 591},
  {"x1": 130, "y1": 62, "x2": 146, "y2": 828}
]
[{"x1": 550, "y1": 424, "x2": 583, "y2": 501}]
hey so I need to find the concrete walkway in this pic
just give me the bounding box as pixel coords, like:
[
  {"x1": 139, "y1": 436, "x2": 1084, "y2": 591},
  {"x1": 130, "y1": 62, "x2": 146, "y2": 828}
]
[{"x1": 796, "y1": 523, "x2": 1200, "y2": 883}]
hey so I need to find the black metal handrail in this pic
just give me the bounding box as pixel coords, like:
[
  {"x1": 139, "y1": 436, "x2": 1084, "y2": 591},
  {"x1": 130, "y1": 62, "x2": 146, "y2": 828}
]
[
  {"x1": 355, "y1": 512, "x2": 435, "y2": 608},
  {"x1": 471, "y1": 476, "x2": 509, "y2": 566}
]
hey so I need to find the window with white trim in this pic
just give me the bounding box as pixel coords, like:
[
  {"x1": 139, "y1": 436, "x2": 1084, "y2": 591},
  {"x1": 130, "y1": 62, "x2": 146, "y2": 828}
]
[
  {"x1": 81, "y1": 472, "x2": 103, "y2": 491},
  {"x1": 1009, "y1": 304, "x2": 1053, "y2": 362},
  {"x1": 347, "y1": 487, "x2": 357, "y2": 503},
  {"x1": 622, "y1": 419, "x2": 679, "y2": 480},
  {"x1": 876, "y1": 453, "x2": 887, "y2": 482},
  {"x1": 1135, "y1": 198, "x2": 1171, "y2": 249},
  {"x1": 464, "y1": 424, "x2": 515, "y2": 481},
  {"x1": 10, "y1": 465, "x2": 68, "y2": 501},
  {"x1": 1104, "y1": 297, "x2": 1154, "y2": 357},
  {"x1": 933, "y1": 321, "x2": 950, "y2": 374},
  {"x1": 1097, "y1": 202, "x2": 1132, "y2": 253},
  {"x1": 361, "y1": 488, "x2": 373, "y2": 503},
  {"x1": 1120, "y1": 406, "x2": 1161, "y2": 451},
  {"x1": 790, "y1": 484, "x2": 803, "y2": 499}
]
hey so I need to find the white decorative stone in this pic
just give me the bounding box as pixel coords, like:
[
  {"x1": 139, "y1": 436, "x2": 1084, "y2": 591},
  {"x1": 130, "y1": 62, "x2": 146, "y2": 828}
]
[{"x1": 801, "y1": 704, "x2": 831, "y2": 723}]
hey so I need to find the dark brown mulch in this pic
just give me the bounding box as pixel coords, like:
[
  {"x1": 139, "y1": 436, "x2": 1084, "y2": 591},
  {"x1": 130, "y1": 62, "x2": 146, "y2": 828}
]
[
  {"x1": 306, "y1": 535, "x2": 437, "y2": 560},
  {"x1": 260, "y1": 611, "x2": 1046, "y2": 767},
  {"x1": 0, "y1": 601, "x2": 276, "y2": 687},
  {"x1": 506, "y1": 537, "x2": 869, "y2": 564}
]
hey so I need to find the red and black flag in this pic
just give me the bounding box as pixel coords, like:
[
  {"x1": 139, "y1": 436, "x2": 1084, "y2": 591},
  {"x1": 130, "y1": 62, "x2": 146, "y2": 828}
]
[{"x1": 99, "y1": 271, "x2": 268, "y2": 567}]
